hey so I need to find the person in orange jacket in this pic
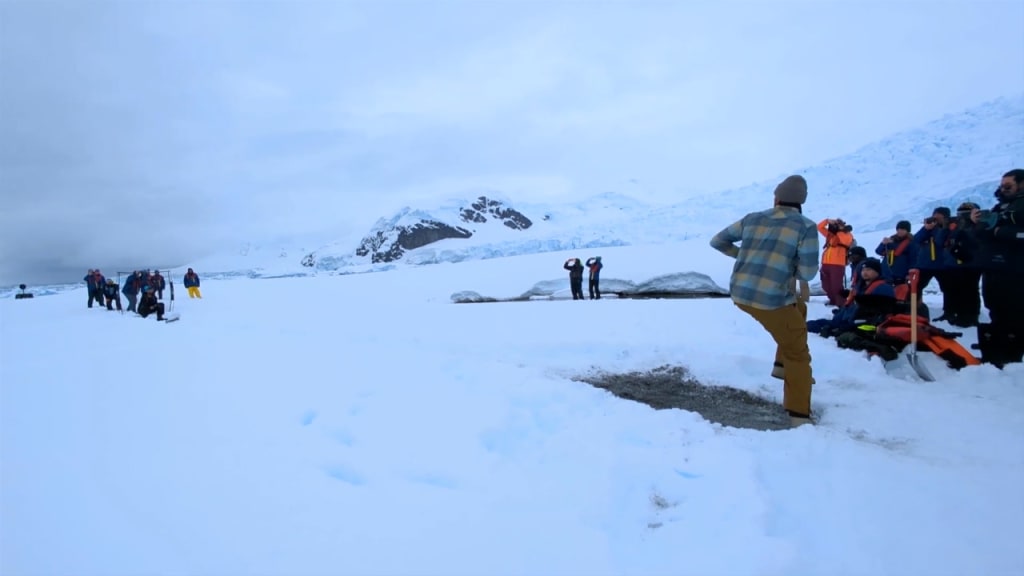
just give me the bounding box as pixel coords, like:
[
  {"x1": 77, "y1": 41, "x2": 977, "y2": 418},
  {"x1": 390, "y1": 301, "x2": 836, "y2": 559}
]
[{"x1": 817, "y1": 218, "x2": 856, "y2": 306}]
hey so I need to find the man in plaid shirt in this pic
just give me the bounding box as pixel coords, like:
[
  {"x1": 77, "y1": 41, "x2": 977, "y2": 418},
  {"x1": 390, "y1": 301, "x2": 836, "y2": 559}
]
[{"x1": 710, "y1": 175, "x2": 820, "y2": 427}]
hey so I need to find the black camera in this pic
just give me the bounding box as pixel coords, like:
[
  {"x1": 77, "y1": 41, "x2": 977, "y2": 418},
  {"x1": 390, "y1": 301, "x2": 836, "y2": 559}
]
[{"x1": 925, "y1": 217, "x2": 936, "y2": 225}]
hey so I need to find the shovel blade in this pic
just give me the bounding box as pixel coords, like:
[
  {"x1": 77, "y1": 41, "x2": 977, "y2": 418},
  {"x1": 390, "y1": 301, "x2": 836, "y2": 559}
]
[{"x1": 906, "y1": 350, "x2": 936, "y2": 382}]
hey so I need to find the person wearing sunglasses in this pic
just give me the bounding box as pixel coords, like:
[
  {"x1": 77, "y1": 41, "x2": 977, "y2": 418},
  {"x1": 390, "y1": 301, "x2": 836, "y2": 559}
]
[{"x1": 970, "y1": 168, "x2": 1024, "y2": 366}]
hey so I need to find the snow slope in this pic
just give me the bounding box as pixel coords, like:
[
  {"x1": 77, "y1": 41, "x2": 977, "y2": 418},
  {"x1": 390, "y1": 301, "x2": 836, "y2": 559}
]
[
  {"x1": 2, "y1": 243, "x2": 1022, "y2": 576},
  {"x1": 170, "y1": 94, "x2": 1023, "y2": 281}
]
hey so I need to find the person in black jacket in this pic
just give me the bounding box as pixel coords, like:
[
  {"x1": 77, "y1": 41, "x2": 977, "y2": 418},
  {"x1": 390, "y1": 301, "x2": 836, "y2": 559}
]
[
  {"x1": 971, "y1": 168, "x2": 1024, "y2": 365},
  {"x1": 942, "y1": 202, "x2": 982, "y2": 327},
  {"x1": 137, "y1": 286, "x2": 165, "y2": 320},
  {"x1": 563, "y1": 258, "x2": 584, "y2": 300}
]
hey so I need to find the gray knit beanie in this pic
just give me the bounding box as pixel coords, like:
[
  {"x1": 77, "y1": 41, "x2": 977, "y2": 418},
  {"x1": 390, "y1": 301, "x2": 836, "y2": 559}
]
[{"x1": 774, "y1": 175, "x2": 808, "y2": 205}]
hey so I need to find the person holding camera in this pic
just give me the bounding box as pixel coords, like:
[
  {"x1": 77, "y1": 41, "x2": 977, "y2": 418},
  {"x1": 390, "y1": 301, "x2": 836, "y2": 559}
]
[
  {"x1": 817, "y1": 217, "x2": 855, "y2": 306},
  {"x1": 563, "y1": 258, "x2": 584, "y2": 300},
  {"x1": 585, "y1": 256, "x2": 603, "y2": 300},
  {"x1": 971, "y1": 168, "x2": 1024, "y2": 365},
  {"x1": 912, "y1": 207, "x2": 952, "y2": 310},
  {"x1": 875, "y1": 220, "x2": 916, "y2": 300}
]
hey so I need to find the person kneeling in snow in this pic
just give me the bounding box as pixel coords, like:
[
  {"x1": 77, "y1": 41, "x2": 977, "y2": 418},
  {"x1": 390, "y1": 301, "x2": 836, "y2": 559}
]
[
  {"x1": 808, "y1": 257, "x2": 897, "y2": 337},
  {"x1": 137, "y1": 286, "x2": 165, "y2": 321},
  {"x1": 102, "y1": 279, "x2": 122, "y2": 311}
]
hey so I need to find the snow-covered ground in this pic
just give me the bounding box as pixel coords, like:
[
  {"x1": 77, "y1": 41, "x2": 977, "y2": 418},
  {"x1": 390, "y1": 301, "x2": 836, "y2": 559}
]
[{"x1": 3, "y1": 242, "x2": 1022, "y2": 576}]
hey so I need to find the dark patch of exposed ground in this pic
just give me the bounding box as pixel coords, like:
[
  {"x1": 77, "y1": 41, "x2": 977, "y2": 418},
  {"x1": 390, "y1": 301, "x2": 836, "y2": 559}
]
[
  {"x1": 573, "y1": 365, "x2": 793, "y2": 431},
  {"x1": 452, "y1": 292, "x2": 730, "y2": 303}
]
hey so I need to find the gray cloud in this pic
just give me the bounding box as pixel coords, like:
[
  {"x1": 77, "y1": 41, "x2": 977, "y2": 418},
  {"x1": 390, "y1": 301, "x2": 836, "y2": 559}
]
[{"x1": 2, "y1": 0, "x2": 1022, "y2": 285}]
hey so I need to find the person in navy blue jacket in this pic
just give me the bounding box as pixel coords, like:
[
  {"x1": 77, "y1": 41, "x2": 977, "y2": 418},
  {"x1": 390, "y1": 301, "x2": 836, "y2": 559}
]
[
  {"x1": 875, "y1": 220, "x2": 916, "y2": 291},
  {"x1": 912, "y1": 207, "x2": 952, "y2": 314},
  {"x1": 121, "y1": 270, "x2": 144, "y2": 313},
  {"x1": 808, "y1": 258, "x2": 896, "y2": 336},
  {"x1": 183, "y1": 268, "x2": 202, "y2": 298}
]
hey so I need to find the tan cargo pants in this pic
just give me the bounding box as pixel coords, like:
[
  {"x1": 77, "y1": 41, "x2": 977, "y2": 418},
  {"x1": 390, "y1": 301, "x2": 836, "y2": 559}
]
[{"x1": 736, "y1": 301, "x2": 813, "y2": 416}]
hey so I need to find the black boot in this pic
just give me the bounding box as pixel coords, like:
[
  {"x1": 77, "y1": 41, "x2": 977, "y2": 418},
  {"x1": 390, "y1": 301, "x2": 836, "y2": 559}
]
[
  {"x1": 977, "y1": 324, "x2": 1024, "y2": 368},
  {"x1": 953, "y1": 314, "x2": 978, "y2": 328}
]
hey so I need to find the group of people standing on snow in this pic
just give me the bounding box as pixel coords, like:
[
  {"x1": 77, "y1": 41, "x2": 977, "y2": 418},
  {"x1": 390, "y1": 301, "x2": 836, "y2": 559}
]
[
  {"x1": 563, "y1": 256, "x2": 603, "y2": 300},
  {"x1": 815, "y1": 200, "x2": 1015, "y2": 332},
  {"x1": 82, "y1": 267, "x2": 203, "y2": 321},
  {"x1": 710, "y1": 168, "x2": 1023, "y2": 428}
]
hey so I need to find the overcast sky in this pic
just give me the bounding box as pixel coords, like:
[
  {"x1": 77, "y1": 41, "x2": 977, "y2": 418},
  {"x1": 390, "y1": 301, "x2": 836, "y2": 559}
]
[{"x1": 1, "y1": 0, "x2": 1022, "y2": 284}]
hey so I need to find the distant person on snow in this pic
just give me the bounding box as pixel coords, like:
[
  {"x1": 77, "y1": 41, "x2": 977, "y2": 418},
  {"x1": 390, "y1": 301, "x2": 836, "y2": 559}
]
[
  {"x1": 149, "y1": 270, "x2": 166, "y2": 300},
  {"x1": 183, "y1": 268, "x2": 202, "y2": 299},
  {"x1": 563, "y1": 258, "x2": 584, "y2": 300},
  {"x1": 585, "y1": 256, "x2": 603, "y2": 299},
  {"x1": 137, "y1": 286, "x2": 166, "y2": 321},
  {"x1": 122, "y1": 270, "x2": 144, "y2": 313},
  {"x1": 102, "y1": 279, "x2": 122, "y2": 311},
  {"x1": 710, "y1": 174, "x2": 820, "y2": 428},
  {"x1": 83, "y1": 269, "x2": 105, "y2": 308}
]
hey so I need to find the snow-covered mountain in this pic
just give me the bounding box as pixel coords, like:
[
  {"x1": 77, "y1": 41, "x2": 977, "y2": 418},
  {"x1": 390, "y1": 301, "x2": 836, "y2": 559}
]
[
  {"x1": 4, "y1": 94, "x2": 1020, "y2": 295},
  {"x1": 176, "y1": 94, "x2": 1020, "y2": 281}
]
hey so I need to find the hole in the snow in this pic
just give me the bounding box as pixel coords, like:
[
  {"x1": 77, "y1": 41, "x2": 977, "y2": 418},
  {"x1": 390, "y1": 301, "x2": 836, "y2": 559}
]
[{"x1": 573, "y1": 364, "x2": 792, "y2": 431}]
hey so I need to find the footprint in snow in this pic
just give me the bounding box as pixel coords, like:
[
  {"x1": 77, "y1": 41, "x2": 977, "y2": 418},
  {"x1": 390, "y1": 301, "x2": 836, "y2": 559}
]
[
  {"x1": 300, "y1": 410, "x2": 317, "y2": 426},
  {"x1": 647, "y1": 491, "x2": 681, "y2": 530},
  {"x1": 405, "y1": 472, "x2": 459, "y2": 490},
  {"x1": 324, "y1": 464, "x2": 365, "y2": 486}
]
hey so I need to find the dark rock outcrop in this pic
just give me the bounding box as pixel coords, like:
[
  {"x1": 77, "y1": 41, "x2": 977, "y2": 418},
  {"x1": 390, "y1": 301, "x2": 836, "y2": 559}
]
[
  {"x1": 356, "y1": 220, "x2": 472, "y2": 264},
  {"x1": 352, "y1": 197, "x2": 533, "y2": 264},
  {"x1": 459, "y1": 196, "x2": 533, "y2": 230}
]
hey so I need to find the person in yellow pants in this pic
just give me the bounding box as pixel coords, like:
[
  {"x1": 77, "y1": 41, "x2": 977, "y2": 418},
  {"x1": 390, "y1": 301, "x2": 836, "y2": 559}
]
[
  {"x1": 183, "y1": 268, "x2": 202, "y2": 298},
  {"x1": 710, "y1": 175, "x2": 820, "y2": 427}
]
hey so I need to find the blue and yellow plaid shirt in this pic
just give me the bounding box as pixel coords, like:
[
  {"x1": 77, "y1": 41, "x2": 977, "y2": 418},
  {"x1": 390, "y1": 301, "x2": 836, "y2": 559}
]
[{"x1": 710, "y1": 206, "x2": 820, "y2": 310}]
